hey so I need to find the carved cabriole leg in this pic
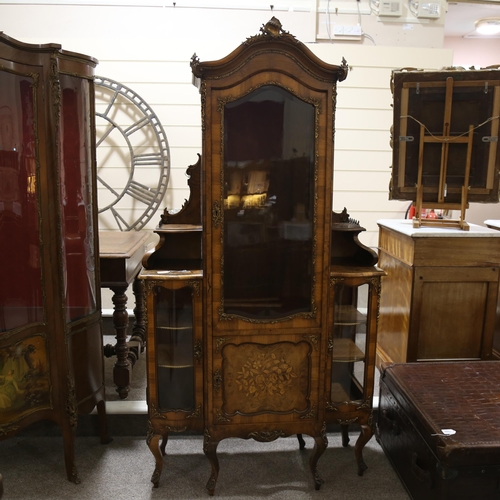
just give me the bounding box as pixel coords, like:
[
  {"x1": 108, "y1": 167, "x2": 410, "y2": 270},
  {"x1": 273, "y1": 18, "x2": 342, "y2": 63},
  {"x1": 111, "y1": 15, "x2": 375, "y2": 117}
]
[
  {"x1": 354, "y1": 424, "x2": 373, "y2": 476},
  {"x1": 110, "y1": 285, "x2": 131, "y2": 399},
  {"x1": 203, "y1": 429, "x2": 219, "y2": 496},
  {"x1": 310, "y1": 423, "x2": 328, "y2": 490},
  {"x1": 160, "y1": 431, "x2": 169, "y2": 456},
  {"x1": 297, "y1": 433, "x2": 306, "y2": 450},
  {"x1": 341, "y1": 423, "x2": 350, "y2": 447},
  {"x1": 147, "y1": 422, "x2": 164, "y2": 488}
]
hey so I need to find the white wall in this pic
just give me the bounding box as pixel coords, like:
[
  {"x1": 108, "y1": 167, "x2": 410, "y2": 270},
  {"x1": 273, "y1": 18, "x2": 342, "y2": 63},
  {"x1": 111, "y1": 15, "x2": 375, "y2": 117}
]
[
  {"x1": 0, "y1": 1, "x2": 455, "y2": 250},
  {"x1": 443, "y1": 36, "x2": 500, "y2": 228}
]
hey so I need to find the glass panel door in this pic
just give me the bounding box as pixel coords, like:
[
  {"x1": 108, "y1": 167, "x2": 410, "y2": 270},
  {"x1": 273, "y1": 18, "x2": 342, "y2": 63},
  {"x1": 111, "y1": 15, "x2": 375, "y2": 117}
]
[
  {"x1": 0, "y1": 69, "x2": 43, "y2": 331},
  {"x1": 222, "y1": 85, "x2": 315, "y2": 320},
  {"x1": 59, "y1": 75, "x2": 97, "y2": 322},
  {"x1": 154, "y1": 285, "x2": 195, "y2": 411},
  {"x1": 331, "y1": 283, "x2": 368, "y2": 402}
]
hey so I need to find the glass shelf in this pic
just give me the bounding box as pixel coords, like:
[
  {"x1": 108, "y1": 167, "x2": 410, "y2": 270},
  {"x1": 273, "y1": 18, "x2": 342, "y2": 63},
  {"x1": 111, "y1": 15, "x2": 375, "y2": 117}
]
[{"x1": 331, "y1": 338, "x2": 365, "y2": 362}]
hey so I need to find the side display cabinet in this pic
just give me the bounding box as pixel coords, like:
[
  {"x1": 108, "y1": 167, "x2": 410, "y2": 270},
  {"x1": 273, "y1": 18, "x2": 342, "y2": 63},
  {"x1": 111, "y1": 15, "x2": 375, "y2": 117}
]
[
  {"x1": 141, "y1": 271, "x2": 204, "y2": 487},
  {"x1": 325, "y1": 210, "x2": 385, "y2": 475},
  {"x1": 0, "y1": 33, "x2": 108, "y2": 483},
  {"x1": 140, "y1": 155, "x2": 204, "y2": 487}
]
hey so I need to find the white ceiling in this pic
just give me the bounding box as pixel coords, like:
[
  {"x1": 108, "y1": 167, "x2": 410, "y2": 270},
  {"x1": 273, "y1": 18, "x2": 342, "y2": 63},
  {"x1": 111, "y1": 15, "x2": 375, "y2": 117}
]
[{"x1": 445, "y1": 1, "x2": 500, "y2": 37}]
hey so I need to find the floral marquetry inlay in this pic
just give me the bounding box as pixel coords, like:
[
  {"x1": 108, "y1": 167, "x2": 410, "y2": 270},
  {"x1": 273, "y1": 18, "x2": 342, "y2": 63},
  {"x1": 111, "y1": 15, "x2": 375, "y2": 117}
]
[
  {"x1": 235, "y1": 352, "x2": 297, "y2": 398},
  {"x1": 221, "y1": 342, "x2": 311, "y2": 415}
]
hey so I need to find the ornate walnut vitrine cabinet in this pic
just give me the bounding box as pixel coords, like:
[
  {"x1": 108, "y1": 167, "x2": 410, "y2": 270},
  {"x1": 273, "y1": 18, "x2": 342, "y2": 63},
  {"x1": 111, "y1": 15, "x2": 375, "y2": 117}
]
[
  {"x1": 0, "y1": 33, "x2": 108, "y2": 483},
  {"x1": 141, "y1": 18, "x2": 348, "y2": 494},
  {"x1": 197, "y1": 18, "x2": 347, "y2": 494}
]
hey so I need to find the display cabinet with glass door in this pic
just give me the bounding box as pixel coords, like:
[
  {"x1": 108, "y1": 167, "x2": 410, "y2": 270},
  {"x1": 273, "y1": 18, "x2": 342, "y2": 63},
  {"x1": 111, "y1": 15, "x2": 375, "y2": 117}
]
[
  {"x1": 141, "y1": 272, "x2": 203, "y2": 488},
  {"x1": 326, "y1": 210, "x2": 385, "y2": 476},
  {"x1": 0, "y1": 33, "x2": 108, "y2": 484},
  {"x1": 192, "y1": 18, "x2": 348, "y2": 495}
]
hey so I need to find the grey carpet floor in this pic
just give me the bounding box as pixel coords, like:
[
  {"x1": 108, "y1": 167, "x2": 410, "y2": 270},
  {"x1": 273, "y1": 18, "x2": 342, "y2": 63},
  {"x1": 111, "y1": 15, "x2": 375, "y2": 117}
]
[{"x1": 0, "y1": 432, "x2": 409, "y2": 499}]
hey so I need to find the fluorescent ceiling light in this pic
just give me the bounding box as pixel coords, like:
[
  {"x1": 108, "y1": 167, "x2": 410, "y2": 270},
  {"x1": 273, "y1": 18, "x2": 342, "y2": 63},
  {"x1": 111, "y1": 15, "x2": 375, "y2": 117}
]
[{"x1": 475, "y1": 18, "x2": 500, "y2": 35}]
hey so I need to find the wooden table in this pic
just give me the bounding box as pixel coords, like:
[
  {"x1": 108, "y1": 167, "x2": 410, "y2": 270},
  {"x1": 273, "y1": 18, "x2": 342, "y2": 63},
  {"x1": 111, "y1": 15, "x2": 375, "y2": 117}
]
[{"x1": 99, "y1": 231, "x2": 150, "y2": 399}]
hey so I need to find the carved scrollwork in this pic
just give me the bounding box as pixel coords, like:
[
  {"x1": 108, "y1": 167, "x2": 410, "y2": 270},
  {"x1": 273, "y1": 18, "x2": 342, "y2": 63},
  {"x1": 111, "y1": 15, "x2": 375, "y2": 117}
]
[
  {"x1": 203, "y1": 428, "x2": 210, "y2": 450},
  {"x1": 300, "y1": 404, "x2": 317, "y2": 420},
  {"x1": 212, "y1": 200, "x2": 223, "y2": 228},
  {"x1": 215, "y1": 337, "x2": 231, "y2": 353},
  {"x1": 330, "y1": 276, "x2": 345, "y2": 287},
  {"x1": 187, "y1": 405, "x2": 202, "y2": 419},
  {"x1": 194, "y1": 339, "x2": 202, "y2": 363},
  {"x1": 303, "y1": 335, "x2": 320, "y2": 351},
  {"x1": 146, "y1": 419, "x2": 155, "y2": 445},
  {"x1": 188, "y1": 280, "x2": 201, "y2": 296},
  {"x1": 215, "y1": 410, "x2": 231, "y2": 423},
  {"x1": 150, "y1": 403, "x2": 166, "y2": 419},
  {"x1": 0, "y1": 422, "x2": 19, "y2": 437},
  {"x1": 190, "y1": 53, "x2": 200, "y2": 74},
  {"x1": 248, "y1": 430, "x2": 286, "y2": 442},
  {"x1": 337, "y1": 416, "x2": 359, "y2": 425},
  {"x1": 213, "y1": 369, "x2": 222, "y2": 393},
  {"x1": 144, "y1": 279, "x2": 159, "y2": 297},
  {"x1": 66, "y1": 376, "x2": 78, "y2": 430},
  {"x1": 356, "y1": 399, "x2": 371, "y2": 410}
]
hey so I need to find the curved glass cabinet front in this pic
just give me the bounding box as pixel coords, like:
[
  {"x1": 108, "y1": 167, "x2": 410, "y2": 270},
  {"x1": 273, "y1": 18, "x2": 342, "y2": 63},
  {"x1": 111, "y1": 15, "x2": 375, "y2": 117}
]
[
  {"x1": 154, "y1": 285, "x2": 195, "y2": 411},
  {"x1": 0, "y1": 70, "x2": 43, "y2": 332},
  {"x1": 331, "y1": 282, "x2": 368, "y2": 403}
]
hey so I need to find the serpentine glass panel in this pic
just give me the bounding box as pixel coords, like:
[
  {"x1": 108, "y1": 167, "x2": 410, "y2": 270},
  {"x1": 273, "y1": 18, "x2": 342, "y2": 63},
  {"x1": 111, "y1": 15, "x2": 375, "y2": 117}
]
[
  {"x1": 0, "y1": 70, "x2": 43, "y2": 331},
  {"x1": 223, "y1": 85, "x2": 315, "y2": 320},
  {"x1": 331, "y1": 283, "x2": 367, "y2": 403},
  {"x1": 59, "y1": 75, "x2": 97, "y2": 322}
]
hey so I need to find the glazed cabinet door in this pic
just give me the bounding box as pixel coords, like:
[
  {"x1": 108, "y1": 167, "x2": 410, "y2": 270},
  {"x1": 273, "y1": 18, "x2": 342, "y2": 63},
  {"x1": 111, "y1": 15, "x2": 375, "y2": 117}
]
[
  {"x1": 145, "y1": 276, "x2": 203, "y2": 428},
  {"x1": 0, "y1": 63, "x2": 53, "y2": 423},
  {"x1": 209, "y1": 82, "x2": 329, "y2": 330},
  {"x1": 329, "y1": 281, "x2": 370, "y2": 405},
  {"x1": 327, "y1": 274, "x2": 381, "y2": 408}
]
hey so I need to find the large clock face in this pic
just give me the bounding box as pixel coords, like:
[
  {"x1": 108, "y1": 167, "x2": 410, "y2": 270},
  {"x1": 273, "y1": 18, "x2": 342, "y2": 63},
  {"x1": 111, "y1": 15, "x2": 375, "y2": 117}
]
[{"x1": 94, "y1": 76, "x2": 170, "y2": 231}]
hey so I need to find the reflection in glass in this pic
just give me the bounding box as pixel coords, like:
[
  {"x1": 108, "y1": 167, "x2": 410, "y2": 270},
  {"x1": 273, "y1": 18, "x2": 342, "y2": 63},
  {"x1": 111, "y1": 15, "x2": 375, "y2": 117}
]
[
  {"x1": 0, "y1": 70, "x2": 43, "y2": 331},
  {"x1": 59, "y1": 75, "x2": 96, "y2": 322},
  {"x1": 223, "y1": 85, "x2": 315, "y2": 320},
  {"x1": 330, "y1": 283, "x2": 367, "y2": 403},
  {"x1": 155, "y1": 286, "x2": 195, "y2": 411}
]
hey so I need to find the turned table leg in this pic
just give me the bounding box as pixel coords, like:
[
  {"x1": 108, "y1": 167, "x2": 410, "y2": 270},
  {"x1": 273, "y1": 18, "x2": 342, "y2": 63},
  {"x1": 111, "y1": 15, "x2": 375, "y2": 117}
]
[
  {"x1": 106, "y1": 285, "x2": 131, "y2": 399},
  {"x1": 128, "y1": 277, "x2": 146, "y2": 367}
]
